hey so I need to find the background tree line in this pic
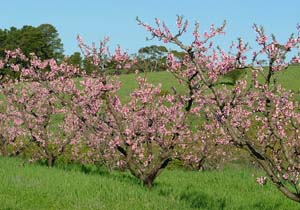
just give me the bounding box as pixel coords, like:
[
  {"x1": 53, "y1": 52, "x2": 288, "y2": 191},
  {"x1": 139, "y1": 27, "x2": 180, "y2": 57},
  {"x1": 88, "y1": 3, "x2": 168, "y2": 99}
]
[
  {"x1": 0, "y1": 24, "x2": 186, "y2": 75},
  {"x1": 0, "y1": 24, "x2": 244, "y2": 84}
]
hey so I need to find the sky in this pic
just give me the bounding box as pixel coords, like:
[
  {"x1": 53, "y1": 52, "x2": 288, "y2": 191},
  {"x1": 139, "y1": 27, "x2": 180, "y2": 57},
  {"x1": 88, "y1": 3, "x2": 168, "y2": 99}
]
[{"x1": 1, "y1": 0, "x2": 300, "y2": 56}]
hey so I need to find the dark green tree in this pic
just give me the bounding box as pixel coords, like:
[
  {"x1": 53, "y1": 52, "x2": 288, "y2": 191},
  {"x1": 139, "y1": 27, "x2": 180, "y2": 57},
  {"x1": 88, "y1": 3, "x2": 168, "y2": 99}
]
[
  {"x1": 135, "y1": 45, "x2": 168, "y2": 72},
  {"x1": 37, "y1": 24, "x2": 64, "y2": 60},
  {"x1": 66, "y1": 52, "x2": 82, "y2": 68},
  {"x1": 83, "y1": 57, "x2": 96, "y2": 75},
  {"x1": 19, "y1": 25, "x2": 44, "y2": 58},
  {"x1": 0, "y1": 27, "x2": 21, "y2": 58},
  {"x1": 0, "y1": 24, "x2": 64, "y2": 61}
]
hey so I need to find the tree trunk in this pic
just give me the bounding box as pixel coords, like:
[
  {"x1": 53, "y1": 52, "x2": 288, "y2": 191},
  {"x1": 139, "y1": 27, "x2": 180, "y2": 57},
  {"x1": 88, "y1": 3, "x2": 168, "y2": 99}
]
[
  {"x1": 47, "y1": 156, "x2": 56, "y2": 167},
  {"x1": 141, "y1": 157, "x2": 172, "y2": 188},
  {"x1": 142, "y1": 176, "x2": 155, "y2": 188}
]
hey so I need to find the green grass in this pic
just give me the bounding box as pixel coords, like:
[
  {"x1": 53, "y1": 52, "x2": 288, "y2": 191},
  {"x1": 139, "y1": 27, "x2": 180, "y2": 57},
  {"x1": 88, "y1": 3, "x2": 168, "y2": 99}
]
[
  {"x1": 117, "y1": 66, "x2": 300, "y2": 101},
  {"x1": 275, "y1": 65, "x2": 300, "y2": 91},
  {"x1": 117, "y1": 71, "x2": 186, "y2": 102},
  {"x1": 0, "y1": 157, "x2": 299, "y2": 210}
]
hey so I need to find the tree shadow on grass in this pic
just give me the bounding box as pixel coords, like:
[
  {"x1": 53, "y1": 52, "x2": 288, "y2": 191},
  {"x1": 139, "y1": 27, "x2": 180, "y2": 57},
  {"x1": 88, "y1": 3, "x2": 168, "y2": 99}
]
[
  {"x1": 179, "y1": 190, "x2": 226, "y2": 210},
  {"x1": 31, "y1": 159, "x2": 150, "y2": 187},
  {"x1": 218, "y1": 81, "x2": 235, "y2": 86},
  {"x1": 251, "y1": 201, "x2": 282, "y2": 210},
  {"x1": 48, "y1": 161, "x2": 111, "y2": 177},
  {"x1": 108, "y1": 172, "x2": 145, "y2": 187}
]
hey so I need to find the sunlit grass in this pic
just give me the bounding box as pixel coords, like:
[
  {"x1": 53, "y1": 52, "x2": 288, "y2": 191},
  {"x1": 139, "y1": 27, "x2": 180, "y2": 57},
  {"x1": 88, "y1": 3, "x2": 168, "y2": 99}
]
[{"x1": 0, "y1": 157, "x2": 298, "y2": 210}]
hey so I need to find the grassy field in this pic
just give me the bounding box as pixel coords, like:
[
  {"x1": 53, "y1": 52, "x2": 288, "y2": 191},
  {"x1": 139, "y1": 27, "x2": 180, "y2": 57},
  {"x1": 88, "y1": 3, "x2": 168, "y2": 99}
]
[
  {"x1": 116, "y1": 71, "x2": 186, "y2": 102},
  {"x1": 0, "y1": 157, "x2": 299, "y2": 210},
  {"x1": 117, "y1": 66, "x2": 300, "y2": 100}
]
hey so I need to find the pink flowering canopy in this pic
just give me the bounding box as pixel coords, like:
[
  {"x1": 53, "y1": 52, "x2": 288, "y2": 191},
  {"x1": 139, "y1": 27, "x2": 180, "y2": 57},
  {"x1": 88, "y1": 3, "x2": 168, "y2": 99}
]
[{"x1": 138, "y1": 16, "x2": 300, "y2": 201}]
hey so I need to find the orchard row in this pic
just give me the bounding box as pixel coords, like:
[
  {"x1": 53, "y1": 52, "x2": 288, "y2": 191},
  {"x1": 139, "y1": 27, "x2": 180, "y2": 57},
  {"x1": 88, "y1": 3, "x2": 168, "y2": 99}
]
[{"x1": 1, "y1": 16, "x2": 300, "y2": 202}]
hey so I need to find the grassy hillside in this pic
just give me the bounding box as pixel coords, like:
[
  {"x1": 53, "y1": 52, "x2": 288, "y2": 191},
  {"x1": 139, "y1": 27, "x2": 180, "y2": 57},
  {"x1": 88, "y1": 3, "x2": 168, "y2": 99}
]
[
  {"x1": 275, "y1": 65, "x2": 300, "y2": 91},
  {"x1": 0, "y1": 157, "x2": 299, "y2": 210},
  {"x1": 117, "y1": 71, "x2": 186, "y2": 102},
  {"x1": 117, "y1": 66, "x2": 300, "y2": 101}
]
